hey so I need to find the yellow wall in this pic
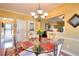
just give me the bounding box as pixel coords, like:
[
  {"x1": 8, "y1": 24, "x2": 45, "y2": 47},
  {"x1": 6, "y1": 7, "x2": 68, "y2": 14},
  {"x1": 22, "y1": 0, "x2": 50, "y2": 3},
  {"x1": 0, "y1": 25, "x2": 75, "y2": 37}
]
[{"x1": 48, "y1": 3, "x2": 79, "y2": 39}]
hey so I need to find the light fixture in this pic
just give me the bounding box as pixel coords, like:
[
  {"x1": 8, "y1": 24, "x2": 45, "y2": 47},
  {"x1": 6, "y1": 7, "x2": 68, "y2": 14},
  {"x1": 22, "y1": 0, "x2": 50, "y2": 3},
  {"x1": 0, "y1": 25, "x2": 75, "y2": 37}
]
[{"x1": 30, "y1": 3, "x2": 48, "y2": 21}]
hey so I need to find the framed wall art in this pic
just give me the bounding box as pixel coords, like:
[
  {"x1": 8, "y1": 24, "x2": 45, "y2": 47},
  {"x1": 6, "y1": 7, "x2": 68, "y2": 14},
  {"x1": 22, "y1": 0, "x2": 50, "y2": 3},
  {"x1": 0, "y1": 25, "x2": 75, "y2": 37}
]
[
  {"x1": 45, "y1": 23, "x2": 51, "y2": 31},
  {"x1": 68, "y1": 14, "x2": 79, "y2": 28},
  {"x1": 28, "y1": 21, "x2": 35, "y2": 31}
]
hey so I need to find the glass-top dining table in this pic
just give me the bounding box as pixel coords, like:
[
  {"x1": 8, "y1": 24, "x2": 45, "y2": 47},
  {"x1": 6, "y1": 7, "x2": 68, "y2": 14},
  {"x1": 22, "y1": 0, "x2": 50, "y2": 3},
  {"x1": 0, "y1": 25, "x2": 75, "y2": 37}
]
[{"x1": 19, "y1": 38, "x2": 55, "y2": 56}]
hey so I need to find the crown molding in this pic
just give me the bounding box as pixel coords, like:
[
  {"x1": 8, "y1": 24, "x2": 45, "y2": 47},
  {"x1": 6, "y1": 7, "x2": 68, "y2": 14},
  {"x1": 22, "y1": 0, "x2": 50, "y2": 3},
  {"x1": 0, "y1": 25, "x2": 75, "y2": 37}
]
[
  {"x1": 0, "y1": 8, "x2": 31, "y2": 17},
  {"x1": 61, "y1": 49, "x2": 76, "y2": 56}
]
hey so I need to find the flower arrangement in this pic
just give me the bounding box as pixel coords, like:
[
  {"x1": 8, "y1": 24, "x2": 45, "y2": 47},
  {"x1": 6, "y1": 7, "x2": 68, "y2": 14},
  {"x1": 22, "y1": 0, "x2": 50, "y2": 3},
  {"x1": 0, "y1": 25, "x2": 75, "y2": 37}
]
[{"x1": 36, "y1": 29, "x2": 44, "y2": 37}]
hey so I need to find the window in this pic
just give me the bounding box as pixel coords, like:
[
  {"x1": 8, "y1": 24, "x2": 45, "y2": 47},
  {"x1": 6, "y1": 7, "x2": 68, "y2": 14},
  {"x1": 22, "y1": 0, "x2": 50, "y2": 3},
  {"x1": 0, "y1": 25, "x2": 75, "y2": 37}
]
[
  {"x1": 5, "y1": 24, "x2": 12, "y2": 30},
  {"x1": 4, "y1": 24, "x2": 13, "y2": 48},
  {"x1": 5, "y1": 42, "x2": 13, "y2": 48}
]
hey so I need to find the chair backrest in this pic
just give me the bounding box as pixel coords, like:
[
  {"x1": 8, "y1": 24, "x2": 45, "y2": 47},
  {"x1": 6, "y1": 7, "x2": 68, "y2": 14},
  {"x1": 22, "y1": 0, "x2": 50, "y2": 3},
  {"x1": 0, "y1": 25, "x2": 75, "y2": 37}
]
[{"x1": 54, "y1": 39, "x2": 64, "y2": 56}]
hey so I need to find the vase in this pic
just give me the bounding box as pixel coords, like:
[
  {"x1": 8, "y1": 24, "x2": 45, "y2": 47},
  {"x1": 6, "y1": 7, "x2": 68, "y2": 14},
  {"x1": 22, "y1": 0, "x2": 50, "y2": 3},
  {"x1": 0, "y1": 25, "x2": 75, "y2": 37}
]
[
  {"x1": 39, "y1": 35, "x2": 42, "y2": 42},
  {"x1": 34, "y1": 46, "x2": 43, "y2": 56}
]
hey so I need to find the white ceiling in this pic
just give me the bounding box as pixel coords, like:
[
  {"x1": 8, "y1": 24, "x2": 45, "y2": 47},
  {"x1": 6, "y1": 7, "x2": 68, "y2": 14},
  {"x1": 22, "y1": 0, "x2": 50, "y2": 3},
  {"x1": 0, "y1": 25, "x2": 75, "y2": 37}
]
[{"x1": 0, "y1": 3, "x2": 62, "y2": 16}]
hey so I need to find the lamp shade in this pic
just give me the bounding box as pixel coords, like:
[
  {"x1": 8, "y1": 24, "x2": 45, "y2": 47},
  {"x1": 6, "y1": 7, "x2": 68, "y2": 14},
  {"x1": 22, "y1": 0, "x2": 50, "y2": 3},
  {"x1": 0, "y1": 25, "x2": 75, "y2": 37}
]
[
  {"x1": 31, "y1": 12, "x2": 36, "y2": 16},
  {"x1": 41, "y1": 15, "x2": 45, "y2": 19},
  {"x1": 43, "y1": 12, "x2": 48, "y2": 17},
  {"x1": 37, "y1": 9, "x2": 43, "y2": 14},
  {"x1": 34, "y1": 15, "x2": 38, "y2": 18}
]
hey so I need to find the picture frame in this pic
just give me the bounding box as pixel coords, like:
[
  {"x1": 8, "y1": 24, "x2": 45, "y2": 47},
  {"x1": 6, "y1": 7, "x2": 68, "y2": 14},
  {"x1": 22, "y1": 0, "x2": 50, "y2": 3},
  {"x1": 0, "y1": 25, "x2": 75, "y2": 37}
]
[
  {"x1": 29, "y1": 23, "x2": 34, "y2": 31},
  {"x1": 68, "y1": 14, "x2": 79, "y2": 28},
  {"x1": 28, "y1": 21, "x2": 35, "y2": 31},
  {"x1": 45, "y1": 23, "x2": 50, "y2": 31}
]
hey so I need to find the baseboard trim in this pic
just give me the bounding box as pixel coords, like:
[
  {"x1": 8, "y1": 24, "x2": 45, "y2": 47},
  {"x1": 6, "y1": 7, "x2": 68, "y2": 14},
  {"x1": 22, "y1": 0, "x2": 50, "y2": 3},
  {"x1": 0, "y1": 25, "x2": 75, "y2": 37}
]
[{"x1": 61, "y1": 49, "x2": 76, "y2": 56}]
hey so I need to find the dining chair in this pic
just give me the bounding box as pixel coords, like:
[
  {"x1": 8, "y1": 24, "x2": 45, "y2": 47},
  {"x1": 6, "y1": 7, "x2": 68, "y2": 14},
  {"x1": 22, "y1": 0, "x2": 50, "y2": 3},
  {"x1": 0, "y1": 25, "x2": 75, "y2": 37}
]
[
  {"x1": 38, "y1": 42, "x2": 55, "y2": 56},
  {"x1": 54, "y1": 39, "x2": 64, "y2": 56}
]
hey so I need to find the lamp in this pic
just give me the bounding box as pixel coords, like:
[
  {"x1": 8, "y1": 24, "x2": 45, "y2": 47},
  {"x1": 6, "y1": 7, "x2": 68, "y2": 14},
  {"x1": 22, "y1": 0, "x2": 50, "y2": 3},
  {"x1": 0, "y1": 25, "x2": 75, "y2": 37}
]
[{"x1": 30, "y1": 3, "x2": 48, "y2": 21}]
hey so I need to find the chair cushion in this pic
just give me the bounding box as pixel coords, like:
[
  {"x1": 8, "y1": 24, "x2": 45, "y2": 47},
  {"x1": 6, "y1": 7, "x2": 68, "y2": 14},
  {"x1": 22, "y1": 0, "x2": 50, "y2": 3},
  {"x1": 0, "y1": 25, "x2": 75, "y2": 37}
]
[
  {"x1": 17, "y1": 47, "x2": 25, "y2": 53},
  {"x1": 40, "y1": 42, "x2": 55, "y2": 52},
  {"x1": 21, "y1": 41, "x2": 33, "y2": 49}
]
